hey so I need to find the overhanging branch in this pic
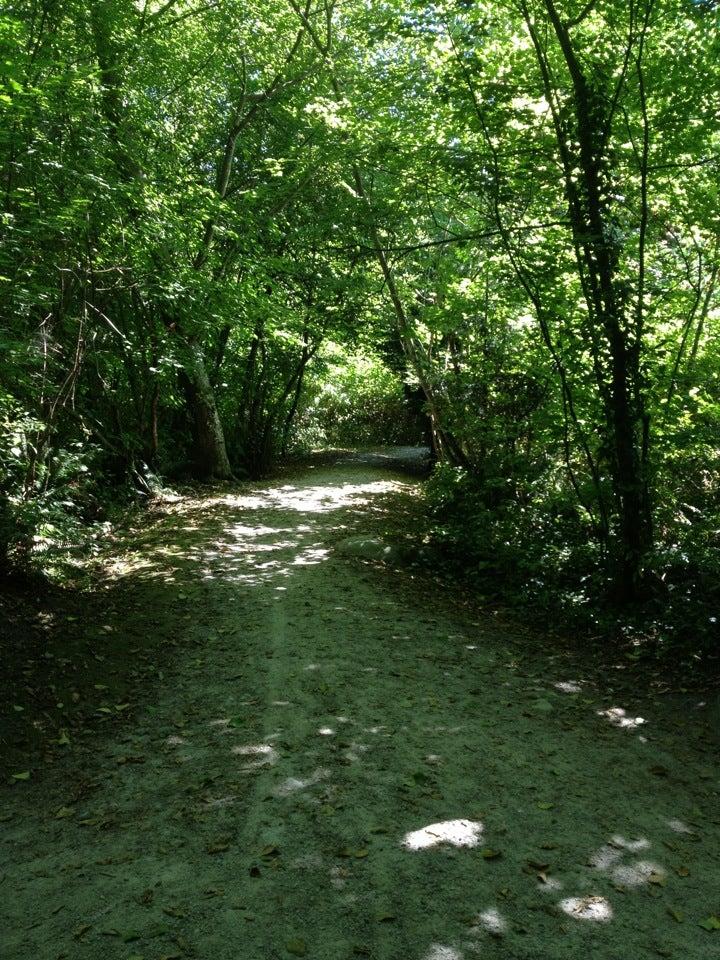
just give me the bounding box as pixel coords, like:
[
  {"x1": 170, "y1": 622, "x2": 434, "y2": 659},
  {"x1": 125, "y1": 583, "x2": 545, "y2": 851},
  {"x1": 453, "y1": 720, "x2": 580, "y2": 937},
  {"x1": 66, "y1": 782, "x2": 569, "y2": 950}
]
[{"x1": 328, "y1": 220, "x2": 571, "y2": 255}]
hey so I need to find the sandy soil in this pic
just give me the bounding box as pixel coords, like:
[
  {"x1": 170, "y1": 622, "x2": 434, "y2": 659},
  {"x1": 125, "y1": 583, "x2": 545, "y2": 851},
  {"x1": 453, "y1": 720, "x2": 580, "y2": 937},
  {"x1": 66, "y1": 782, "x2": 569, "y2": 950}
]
[{"x1": 2, "y1": 454, "x2": 719, "y2": 960}]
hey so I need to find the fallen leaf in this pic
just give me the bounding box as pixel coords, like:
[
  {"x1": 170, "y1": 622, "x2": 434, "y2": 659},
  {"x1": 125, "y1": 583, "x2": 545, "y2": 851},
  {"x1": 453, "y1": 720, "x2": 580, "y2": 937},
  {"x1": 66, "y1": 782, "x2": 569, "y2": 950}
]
[
  {"x1": 286, "y1": 937, "x2": 307, "y2": 955},
  {"x1": 11, "y1": 771, "x2": 30, "y2": 781},
  {"x1": 699, "y1": 916, "x2": 720, "y2": 932},
  {"x1": 206, "y1": 842, "x2": 230, "y2": 854},
  {"x1": 533, "y1": 700, "x2": 553, "y2": 712},
  {"x1": 482, "y1": 848, "x2": 502, "y2": 860},
  {"x1": 162, "y1": 905, "x2": 187, "y2": 918},
  {"x1": 667, "y1": 907, "x2": 684, "y2": 923}
]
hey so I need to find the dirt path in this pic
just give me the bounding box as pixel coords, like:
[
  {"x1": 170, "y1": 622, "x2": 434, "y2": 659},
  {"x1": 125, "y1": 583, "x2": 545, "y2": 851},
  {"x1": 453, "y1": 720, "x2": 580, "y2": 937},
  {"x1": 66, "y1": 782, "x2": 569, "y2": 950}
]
[{"x1": 2, "y1": 456, "x2": 720, "y2": 960}]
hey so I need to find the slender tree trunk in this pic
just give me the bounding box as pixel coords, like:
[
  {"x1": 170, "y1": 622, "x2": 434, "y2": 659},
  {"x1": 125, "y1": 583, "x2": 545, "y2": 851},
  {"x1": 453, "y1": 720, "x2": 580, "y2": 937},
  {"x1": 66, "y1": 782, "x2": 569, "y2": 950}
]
[
  {"x1": 533, "y1": 0, "x2": 654, "y2": 597},
  {"x1": 276, "y1": 338, "x2": 318, "y2": 456},
  {"x1": 281, "y1": 369, "x2": 306, "y2": 457},
  {"x1": 181, "y1": 340, "x2": 232, "y2": 479}
]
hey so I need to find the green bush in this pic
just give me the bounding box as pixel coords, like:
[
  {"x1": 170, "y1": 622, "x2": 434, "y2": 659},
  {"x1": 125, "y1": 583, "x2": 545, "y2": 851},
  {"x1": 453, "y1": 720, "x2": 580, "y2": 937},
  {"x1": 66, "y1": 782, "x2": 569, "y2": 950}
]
[
  {"x1": 0, "y1": 394, "x2": 110, "y2": 576},
  {"x1": 423, "y1": 459, "x2": 607, "y2": 610}
]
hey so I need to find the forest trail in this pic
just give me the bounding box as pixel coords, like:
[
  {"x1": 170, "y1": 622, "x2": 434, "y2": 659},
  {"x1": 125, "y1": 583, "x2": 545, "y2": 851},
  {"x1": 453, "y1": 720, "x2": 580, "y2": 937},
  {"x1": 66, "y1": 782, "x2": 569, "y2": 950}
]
[{"x1": 2, "y1": 454, "x2": 720, "y2": 960}]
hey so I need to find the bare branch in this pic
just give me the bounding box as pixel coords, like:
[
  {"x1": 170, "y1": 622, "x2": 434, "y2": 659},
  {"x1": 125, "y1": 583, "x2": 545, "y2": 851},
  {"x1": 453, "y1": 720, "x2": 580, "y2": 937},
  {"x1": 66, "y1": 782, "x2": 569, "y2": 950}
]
[
  {"x1": 566, "y1": 0, "x2": 599, "y2": 28},
  {"x1": 143, "y1": 2, "x2": 222, "y2": 38}
]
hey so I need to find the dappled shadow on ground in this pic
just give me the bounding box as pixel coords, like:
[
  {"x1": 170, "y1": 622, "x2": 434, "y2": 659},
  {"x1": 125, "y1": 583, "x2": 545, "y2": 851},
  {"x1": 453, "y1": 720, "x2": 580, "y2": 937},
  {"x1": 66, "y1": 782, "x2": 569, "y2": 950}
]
[
  {"x1": 2, "y1": 457, "x2": 720, "y2": 960},
  {"x1": 104, "y1": 471, "x2": 411, "y2": 590}
]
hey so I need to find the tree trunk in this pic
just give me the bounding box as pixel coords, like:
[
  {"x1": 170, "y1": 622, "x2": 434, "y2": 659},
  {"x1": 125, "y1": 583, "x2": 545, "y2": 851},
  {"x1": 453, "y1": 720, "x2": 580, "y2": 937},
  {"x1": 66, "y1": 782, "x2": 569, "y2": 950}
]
[
  {"x1": 182, "y1": 341, "x2": 232, "y2": 480},
  {"x1": 535, "y1": 0, "x2": 654, "y2": 598}
]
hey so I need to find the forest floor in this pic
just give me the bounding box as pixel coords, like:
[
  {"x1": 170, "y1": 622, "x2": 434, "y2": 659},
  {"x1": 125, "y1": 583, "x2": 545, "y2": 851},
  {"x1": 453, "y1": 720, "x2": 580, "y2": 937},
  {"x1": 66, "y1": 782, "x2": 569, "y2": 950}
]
[{"x1": 1, "y1": 450, "x2": 720, "y2": 960}]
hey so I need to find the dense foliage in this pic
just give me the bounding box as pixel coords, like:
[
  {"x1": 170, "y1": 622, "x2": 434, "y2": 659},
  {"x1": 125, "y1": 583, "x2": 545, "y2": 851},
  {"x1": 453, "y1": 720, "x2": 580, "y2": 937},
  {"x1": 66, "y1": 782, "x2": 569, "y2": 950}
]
[
  {"x1": 296, "y1": 351, "x2": 422, "y2": 450},
  {"x1": 1, "y1": 0, "x2": 719, "y2": 651}
]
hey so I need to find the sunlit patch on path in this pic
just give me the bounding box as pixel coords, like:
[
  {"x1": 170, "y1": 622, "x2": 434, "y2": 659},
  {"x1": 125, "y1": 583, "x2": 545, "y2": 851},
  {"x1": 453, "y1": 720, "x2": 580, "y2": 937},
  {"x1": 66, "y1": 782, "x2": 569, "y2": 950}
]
[
  {"x1": 423, "y1": 945, "x2": 464, "y2": 960},
  {"x1": 559, "y1": 895, "x2": 613, "y2": 921},
  {"x1": 612, "y1": 860, "x2": 665, "y2": 887},
  {"x1": 473, "y1": 907, "x2": 508, "y2": 936},
  {"x1": 667, "y1": 818, "x2": 693, "y2": 834},
  {"x1": 587, "y1": 834, "x2": 666, "y2": 892},
  {"x1": 588, "y1": 835, "x2": 650, "y2": 870},
  {"x1": 402, "y1": 819, "x2": 483, "y2": 851},
  {"x1": 598, "y1": 706, "x2": 646, "y2": 729},
  {"x1": 274, "y1": 768, "x2": 329, "y2": 796}
]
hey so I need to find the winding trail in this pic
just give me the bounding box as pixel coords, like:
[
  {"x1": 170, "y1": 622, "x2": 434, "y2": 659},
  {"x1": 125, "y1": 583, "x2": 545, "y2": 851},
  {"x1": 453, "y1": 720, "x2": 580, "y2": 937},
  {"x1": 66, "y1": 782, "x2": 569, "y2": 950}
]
[{"x1": 2, "y1": 454, "x2": 720, "y2": 960}]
